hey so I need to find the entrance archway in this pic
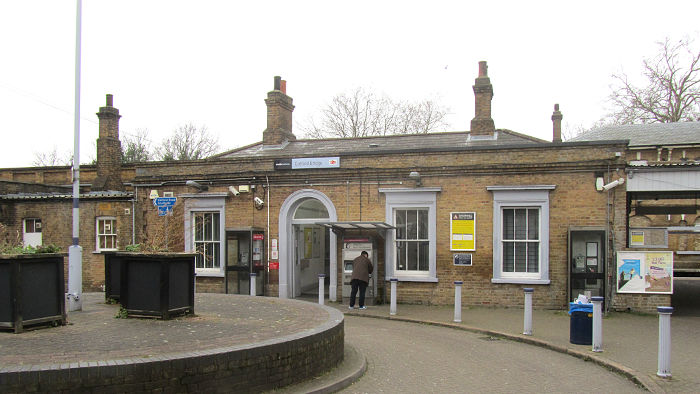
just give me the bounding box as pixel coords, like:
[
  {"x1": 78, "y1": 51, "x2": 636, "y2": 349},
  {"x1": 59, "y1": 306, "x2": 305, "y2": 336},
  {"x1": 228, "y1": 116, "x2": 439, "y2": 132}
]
[{"x1": 279, "y1": 190, "x2": 338, "y2": 300}]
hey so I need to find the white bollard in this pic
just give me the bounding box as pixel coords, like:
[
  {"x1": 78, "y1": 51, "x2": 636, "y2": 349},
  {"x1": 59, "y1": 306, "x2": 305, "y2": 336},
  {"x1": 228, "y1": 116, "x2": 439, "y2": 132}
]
[
  {"x1": 657, "y1": 306, "x2": 674, "y2": 378},
  {"x1": 592, "y1": 296, "x2": 604, "y2": 352},
  {"x1": 523, "y1": 288, "x2": 533, "y2": 335},
  {"x1": 454, "y1": 281, "x2": 463, "y2": 323},
  {"x1": 250, "y1": 272, "x2": 257, "y2": 296},
  {"x1": 318, "y1": 274, "x2": 325, "y2": 305},
  {"x1": 390, "y1": 278, "x2": 398, "y2": 315}
]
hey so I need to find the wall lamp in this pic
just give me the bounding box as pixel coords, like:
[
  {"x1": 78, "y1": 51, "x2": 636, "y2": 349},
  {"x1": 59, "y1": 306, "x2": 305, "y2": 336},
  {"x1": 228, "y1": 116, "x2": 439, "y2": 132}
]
[
  {"x1": 186, "y1": 180, "x2": 208, "y2": 191},
  {"x1": 409, "y1": 171, "x2": 421, "y2": 187}
]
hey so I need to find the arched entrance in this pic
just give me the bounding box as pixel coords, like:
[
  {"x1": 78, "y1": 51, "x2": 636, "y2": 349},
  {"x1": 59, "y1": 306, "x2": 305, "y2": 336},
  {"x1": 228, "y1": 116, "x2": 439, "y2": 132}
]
[{"x1": 279, "y1": 190, "x2": 338, "y2": 300}]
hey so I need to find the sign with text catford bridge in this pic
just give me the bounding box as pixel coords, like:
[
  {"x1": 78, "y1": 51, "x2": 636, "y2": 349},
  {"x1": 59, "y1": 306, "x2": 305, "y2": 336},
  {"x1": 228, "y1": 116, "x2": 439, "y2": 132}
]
[{"x1": 274, "y1": 157, "x2": 340, "y2": 170}]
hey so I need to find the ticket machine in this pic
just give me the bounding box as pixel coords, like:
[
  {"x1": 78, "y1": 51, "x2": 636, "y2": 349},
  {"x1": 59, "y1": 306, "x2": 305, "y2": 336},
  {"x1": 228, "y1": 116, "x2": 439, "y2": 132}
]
[{"x1": 342, "y1": 238, "x2": 377, "y2": 305}]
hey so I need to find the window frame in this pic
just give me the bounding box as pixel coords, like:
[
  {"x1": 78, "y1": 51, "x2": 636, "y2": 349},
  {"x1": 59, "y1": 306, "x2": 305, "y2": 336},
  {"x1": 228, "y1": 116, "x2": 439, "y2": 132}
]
[
  {"x1": 394, "y1": 208, "x2": 430, "y2": 274},
  {"x1": 488, "y1": 185, "x2": 554, "y2": 284},
  {"x1": 96, "y1": 216, "x2": 118, "y2": 252},
  {"x1": 183, "y1": 194, "x2": 226, "y2": 277},
  {"x1": 500, "y1": 207, "x2": 540, "y2": 278},
  {"x1": 192, "y1": 211, "x2": 221, "y2": 272},
  {"x1": 380, "y1": 187, "x2": 440, "y2": 282}
]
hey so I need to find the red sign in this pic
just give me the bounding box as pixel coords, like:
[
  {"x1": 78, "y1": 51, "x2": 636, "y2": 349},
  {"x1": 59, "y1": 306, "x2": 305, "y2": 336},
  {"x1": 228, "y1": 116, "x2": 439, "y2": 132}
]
[
  {"x1": 269, "y1": 262, "x2": 279, "y2": 270},
  {"x1": 253, "y1": 234, "x2": 264, "y2": 240}
]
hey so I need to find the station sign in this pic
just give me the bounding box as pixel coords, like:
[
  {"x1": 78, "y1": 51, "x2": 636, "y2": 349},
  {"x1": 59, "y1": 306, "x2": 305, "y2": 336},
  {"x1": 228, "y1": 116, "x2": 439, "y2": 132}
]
[
  {"x1": 154, "y1": 197, "x2": 177, "y2": 216},
  {"x1": 274, "y1": 157, "x2": 340, "y2": 170}
]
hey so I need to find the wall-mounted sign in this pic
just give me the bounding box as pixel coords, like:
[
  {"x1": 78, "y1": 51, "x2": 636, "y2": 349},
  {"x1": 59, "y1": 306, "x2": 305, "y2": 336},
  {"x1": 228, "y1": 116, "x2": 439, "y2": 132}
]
[
  {"x1": 453, "y1": 253, "x2": 472, "y2": 266},
  {"x1": 630, "y1": 231, "x2": 645, "y2": 246},
  {"x1": 450, "y1": 212, "x2": 476, "y2": 251},
  {"x1": 269, "y1": 262, "x2": 279, "y2": 270},
  {"x1": 617, "y1": 251, "x2": 673, "y2": 294},
  {"x1": 154, "y1": 197, "x2": 177, "y2": 216},
  {"x1": 253, "y1": 233, "x2": 264, "y2": 241},
  {"x1": 274, "y1": 157, "x2": 340, "y2": 170}
]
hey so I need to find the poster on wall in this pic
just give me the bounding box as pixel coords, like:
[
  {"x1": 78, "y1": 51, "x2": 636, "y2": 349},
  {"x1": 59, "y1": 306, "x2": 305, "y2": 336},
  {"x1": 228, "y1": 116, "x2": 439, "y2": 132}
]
[
  {"x1": 616, "y1": 251, "x2": 673, "y2": 294},
  {"x1": 450, "y1": 212, "x2": 476, "y2": 251}
]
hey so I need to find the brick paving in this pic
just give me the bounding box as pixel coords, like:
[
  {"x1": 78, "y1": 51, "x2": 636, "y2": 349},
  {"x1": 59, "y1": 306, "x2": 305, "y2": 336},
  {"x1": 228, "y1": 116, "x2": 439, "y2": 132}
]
[{"x1": 0, "y1": 293, "x2": 329, "y2": 367}]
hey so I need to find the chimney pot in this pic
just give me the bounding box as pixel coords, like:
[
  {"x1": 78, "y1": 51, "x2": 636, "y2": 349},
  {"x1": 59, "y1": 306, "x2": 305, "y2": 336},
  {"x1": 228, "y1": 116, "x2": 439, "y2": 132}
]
[
  {"x1": 281, "y1": 80, "x2": 287, "y2": 94},
  {"x1": 106, "y1": 94, "x2": 113, "y2": 107},
  {"x1": 478, "y1": 61, "x2": 488, "y2": 77},
  {"x1": 274, "y1": 76, "x2": 281, "y2": 91}
]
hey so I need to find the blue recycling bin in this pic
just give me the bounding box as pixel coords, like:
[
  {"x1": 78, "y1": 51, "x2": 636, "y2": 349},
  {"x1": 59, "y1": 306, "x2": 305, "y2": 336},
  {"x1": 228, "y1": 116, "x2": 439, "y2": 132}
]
[{"x1": 569, "y1": 302, "x2": 593, "y2": 345}]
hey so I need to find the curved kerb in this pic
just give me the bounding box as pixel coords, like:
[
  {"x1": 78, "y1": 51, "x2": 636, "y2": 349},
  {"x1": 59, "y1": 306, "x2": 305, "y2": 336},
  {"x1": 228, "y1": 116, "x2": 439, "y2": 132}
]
[{"x1": 0, "y1": 304, "x2": 345, "y2": 393}]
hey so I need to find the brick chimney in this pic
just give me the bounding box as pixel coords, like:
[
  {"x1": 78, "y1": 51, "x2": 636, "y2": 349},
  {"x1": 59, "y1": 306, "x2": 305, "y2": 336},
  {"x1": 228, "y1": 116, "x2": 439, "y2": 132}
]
[
  {"x1": 551, "y1": 104, "x2": 563, "y2": 143},
  {"x1": 470, "y1": 61, "x2": 495, "y2": 136},
  {"x1": 263, "y1": 76, "x2": 296, "y2": 145},
  {"x1": 94, "y1": 94, "x2": 123, "y2": 191}
]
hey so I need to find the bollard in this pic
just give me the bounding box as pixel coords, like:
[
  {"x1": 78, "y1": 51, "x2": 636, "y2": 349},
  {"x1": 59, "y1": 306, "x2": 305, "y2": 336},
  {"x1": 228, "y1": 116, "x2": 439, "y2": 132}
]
[
  {"x1": 318, "y1": 274, "x2": 325, "y2": 305},
  {"x1": 657, "y1": 306, "x2": 674, "y2": 378},
  {"x1": 454, "y1": 281, "x2": 463, "y2": 323},
  {"x1": 523, "y1": 288, "x2": 533, "y2": 335},
  {"x1": 250, "y1": 272, "x2": 257, "y2": 296},
  {"x1": 390, "y1": 278, "x2": 398, "y2": 315},
  {"x1": 591, "y1": 296, "x2": 604, "y2": 352}
]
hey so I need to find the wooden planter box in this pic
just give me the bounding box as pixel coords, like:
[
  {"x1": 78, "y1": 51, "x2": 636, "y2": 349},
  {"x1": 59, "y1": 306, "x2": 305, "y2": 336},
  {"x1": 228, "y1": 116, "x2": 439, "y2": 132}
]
[
  {"x1": 118, "y1": 252, "x2": 196, "y2": 319},
  {"x1": 0, "y1": 254, "x2": 66, "y2": 333},
  {"x1": 103, "y1": 251, "x2": 123, "y2": 302}
]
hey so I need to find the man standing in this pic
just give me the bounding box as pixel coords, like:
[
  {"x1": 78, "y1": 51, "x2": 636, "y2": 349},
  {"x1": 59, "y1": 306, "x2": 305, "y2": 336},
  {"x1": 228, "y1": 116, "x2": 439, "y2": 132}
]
[{"x1": 349, "y1": 251, "x2": 373, "y2": 310}]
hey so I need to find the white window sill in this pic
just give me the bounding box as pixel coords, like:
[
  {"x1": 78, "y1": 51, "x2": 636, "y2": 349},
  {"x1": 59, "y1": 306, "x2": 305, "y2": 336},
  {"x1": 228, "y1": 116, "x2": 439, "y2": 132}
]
[
  {"x1": 93, "y1": 250, "x2": 117, "y2": 254},
  {"x1": 491, "y1": 278, "x2": 550, "y2": 285},
  {"x1": 195, "y1": 271, "x2": 224, "y2": 278},
  {"x1": 385, "y1": 276, "x2": 438, "y2": 283}
]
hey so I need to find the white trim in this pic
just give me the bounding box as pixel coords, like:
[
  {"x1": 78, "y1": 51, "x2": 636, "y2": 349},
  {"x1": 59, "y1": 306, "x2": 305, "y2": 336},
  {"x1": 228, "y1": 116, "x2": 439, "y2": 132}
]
[
  {"x1": 184, "y1": 197, "x2": 226, "y2": 277},
  {"x1": 96, "y1": 216, "x2": 117, "y2": 252},
  {"x1": 278, "y1": 189, "x2": 338, "y2": 300},
  {"x1": 380, "y1": 188, "x2": 439, "y2": 282},
  {"x1": 490, "y1": 186, "x2": 554, "y2": 284}
]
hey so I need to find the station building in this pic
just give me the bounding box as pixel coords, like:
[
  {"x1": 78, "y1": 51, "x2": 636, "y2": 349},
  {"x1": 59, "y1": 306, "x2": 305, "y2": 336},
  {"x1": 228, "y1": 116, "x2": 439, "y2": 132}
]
[{"x1": 4, "y1": 62, "x2": 688, "y2": 313}]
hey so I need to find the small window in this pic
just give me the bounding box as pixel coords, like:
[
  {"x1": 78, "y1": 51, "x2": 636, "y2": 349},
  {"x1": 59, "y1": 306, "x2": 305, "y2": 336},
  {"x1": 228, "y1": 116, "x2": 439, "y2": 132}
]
[
  {"x1": 96, "y1": 217, "x2": 117, "y2": 251},
  {"x1": 23, "y1": 218, "x2": 42, "y2": 247}
]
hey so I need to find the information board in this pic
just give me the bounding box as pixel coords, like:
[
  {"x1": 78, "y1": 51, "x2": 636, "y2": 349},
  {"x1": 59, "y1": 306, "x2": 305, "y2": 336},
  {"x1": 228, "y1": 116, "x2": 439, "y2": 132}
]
[
  {"x1": 616, "y1": 251, "x2": 673, "y2": 294},
  {"x1": 450, "y1": 212, "x2": 476, "y2": 251}
]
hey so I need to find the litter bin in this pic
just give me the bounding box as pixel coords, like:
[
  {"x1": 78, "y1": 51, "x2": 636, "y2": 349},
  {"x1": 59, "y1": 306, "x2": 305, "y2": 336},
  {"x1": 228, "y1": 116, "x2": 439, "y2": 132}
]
[{"x1": 569, "y1": 302, "x2": 593, "y2": 345}]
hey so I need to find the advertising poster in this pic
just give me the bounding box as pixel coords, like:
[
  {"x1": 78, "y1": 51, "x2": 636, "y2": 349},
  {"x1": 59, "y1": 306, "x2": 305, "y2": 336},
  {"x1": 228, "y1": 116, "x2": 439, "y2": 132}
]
[
  {"x1": 616, "y1": 251, "x2": 673, "y2": 294},
  {"x1": 450, "y1": 212, "x2": 476, "y2": 251}
]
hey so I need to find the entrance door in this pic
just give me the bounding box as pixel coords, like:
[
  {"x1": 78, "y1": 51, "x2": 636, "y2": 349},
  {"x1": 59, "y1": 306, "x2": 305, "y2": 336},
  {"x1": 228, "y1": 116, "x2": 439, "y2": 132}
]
[
  {"x1": 293, "y1": 224, "x2": 328, "y2": 298},
  {"x1": 569, "y1": 229, "x2": 606, "y2": 301}
]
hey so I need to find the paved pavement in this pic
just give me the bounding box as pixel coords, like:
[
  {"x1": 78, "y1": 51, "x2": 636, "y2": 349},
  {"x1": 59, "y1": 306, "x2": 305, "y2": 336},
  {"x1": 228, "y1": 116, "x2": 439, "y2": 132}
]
[{"x1": 322, "y1": 301, "x2": 700, "y2": 393}]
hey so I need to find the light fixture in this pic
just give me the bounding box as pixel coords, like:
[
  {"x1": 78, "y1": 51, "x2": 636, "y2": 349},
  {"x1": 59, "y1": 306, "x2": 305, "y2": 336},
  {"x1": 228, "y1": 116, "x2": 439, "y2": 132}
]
[
  {"x1": 186, "y1": 180, "x2": 208, "y2": 191},
  {"x1": 409, "y1": 171, "x2": 421, "y2": 187}
]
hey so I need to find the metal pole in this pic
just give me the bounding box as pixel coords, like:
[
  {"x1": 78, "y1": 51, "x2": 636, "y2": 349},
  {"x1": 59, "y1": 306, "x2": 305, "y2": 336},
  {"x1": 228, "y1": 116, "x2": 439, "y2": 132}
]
[
  {"x1": 390, "y1": 278, "x2": 398, "y2": 315},
  {"x1": 523, "y1": 288, "x2": 533, "y2": 335},
  {"x1": 453, "y1": 281, "x2": 463, "y2": 323},
  {"x1": 67, "y1": 0, "x2": 83, "y2": 312},
  {"x1": 657, "y1": 306, "x2": 673, "y2": 378},
  {"x1": 318, "y1": 274, "x2": 325, "y2": 305},
  {"x1": 250, "y1": 273, "x2": 257, "y2": 296},
  {"x1": 592, "y1": 296, "x2": 604, "y2": 352}
]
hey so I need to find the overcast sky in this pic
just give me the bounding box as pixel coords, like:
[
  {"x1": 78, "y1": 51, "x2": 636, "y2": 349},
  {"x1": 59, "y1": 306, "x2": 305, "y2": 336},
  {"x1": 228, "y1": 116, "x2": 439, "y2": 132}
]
[{"x1": 1, "y1": 1, "x2": 699, "y2": 168}]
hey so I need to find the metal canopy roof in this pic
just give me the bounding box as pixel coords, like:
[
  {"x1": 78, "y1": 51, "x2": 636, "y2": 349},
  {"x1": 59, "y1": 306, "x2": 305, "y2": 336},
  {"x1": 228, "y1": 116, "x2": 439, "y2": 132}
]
[{"x1": 316, "y1": 221, "x2": 396, "y2": 233}]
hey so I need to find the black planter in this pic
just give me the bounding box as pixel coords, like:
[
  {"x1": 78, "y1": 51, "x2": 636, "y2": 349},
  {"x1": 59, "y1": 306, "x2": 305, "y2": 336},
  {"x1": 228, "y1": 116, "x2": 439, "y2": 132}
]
[
  {"x1": 0, "y1": 254, "x2": 66, "y2": 333},
  {"x1": 118, "y1": 252, "x2": 196, "y2": 319},
  {"x1": 103, "y1": 251, "x2": 123, "y2": 302}
]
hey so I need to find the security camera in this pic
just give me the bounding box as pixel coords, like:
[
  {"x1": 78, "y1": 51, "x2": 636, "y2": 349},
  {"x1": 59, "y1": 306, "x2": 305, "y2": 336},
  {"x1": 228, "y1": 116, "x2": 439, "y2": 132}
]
[
  {"x1": 602, "y1": 178, "x2": 625, "y2": 191},
  {"x1": 228, "y1": 186, "x2": 240, "y2": 196},
  {"x1": 254, "y1": 197, "x2": 264, "y2": 205}
]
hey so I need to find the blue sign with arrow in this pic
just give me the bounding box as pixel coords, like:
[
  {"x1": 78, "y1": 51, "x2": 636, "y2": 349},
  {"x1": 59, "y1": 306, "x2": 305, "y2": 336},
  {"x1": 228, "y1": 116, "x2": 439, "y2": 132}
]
[{"x1": 154, "y1": 197, "x2": 177, "y2": 216}]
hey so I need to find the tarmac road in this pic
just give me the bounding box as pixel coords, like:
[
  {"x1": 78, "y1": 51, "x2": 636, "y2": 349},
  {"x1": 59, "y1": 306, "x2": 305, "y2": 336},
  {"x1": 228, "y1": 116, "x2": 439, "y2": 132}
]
[{"x1": 340, "y1": 316, "x2": 644, "y2": 393}]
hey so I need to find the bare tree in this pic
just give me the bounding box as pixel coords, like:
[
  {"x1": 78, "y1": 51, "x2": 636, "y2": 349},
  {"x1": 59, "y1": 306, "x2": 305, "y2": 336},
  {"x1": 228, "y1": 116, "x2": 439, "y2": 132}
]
[
  {"x1": 32, "y1": 146, "x2": 72, "y2": 166},
  {"x1": 608, "y1": 37, "x2": 700, "y2": 124},
  {"x1": 156, "y1": 123, "x2": 220, "y2": 161},
  {"x1": 121, "y1": 128, "x2": 153, "y2": 163},
  {"x1": 301, "y1": 88, "x2": 450, "y2": 138}
]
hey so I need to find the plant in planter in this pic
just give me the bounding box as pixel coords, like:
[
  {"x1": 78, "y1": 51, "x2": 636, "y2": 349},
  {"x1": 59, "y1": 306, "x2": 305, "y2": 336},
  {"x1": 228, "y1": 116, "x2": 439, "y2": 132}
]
[
  {"x1": 106, "y1": 203, "x2": 195, "y2": 319},
  {"x1": 0, "y1": 225, "x2": 66, "y2": 333}
]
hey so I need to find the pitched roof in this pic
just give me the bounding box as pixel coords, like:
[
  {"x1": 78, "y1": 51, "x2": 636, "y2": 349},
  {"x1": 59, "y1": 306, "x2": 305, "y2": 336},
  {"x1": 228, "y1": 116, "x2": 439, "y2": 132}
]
[
  {"x1": 571, "y1": 122, "x2": 700, "y2": 147},
  {"x1": 214, "y1": 129, "x2": 548, "y2": 159}
]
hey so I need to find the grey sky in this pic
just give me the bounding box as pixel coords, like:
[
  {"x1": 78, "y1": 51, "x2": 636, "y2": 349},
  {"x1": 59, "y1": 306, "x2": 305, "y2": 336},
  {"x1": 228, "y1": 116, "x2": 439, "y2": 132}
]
[{"x1": 1, "y1": 0, "x2": 699, "y2": 167}]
